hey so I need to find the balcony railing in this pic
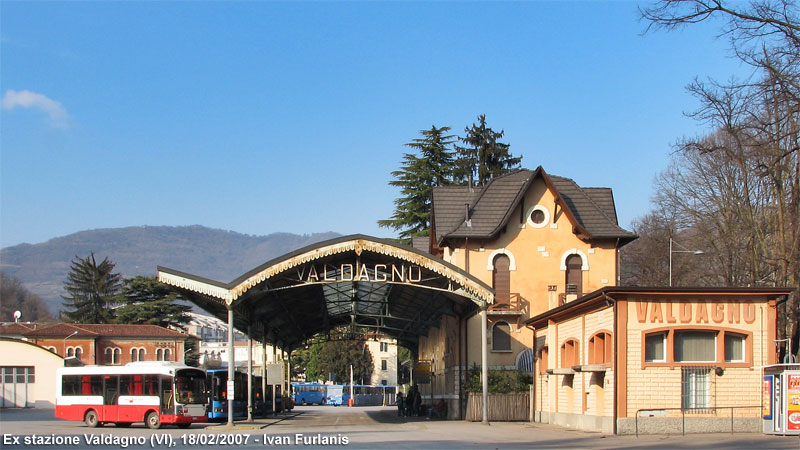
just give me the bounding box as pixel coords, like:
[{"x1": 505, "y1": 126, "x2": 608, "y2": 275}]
[{"x1": 488, "y1": 293, "x2": 524, "y2": 313}]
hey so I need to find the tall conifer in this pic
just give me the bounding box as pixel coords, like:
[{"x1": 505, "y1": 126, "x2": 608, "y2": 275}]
[
  {"x1": 61, "y1": 253, "x2": 121, "y2": 323},
  {"x1": 379, "y1": 125, "x2": 456, "y2": 240},
  {"x1": 455, "y1": 114, "x2": 522, "y2": 186}
]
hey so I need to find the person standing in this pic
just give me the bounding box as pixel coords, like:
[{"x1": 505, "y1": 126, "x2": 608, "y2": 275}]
[{"x1": 396, "y1": 392, "x2": 405, "y2": 417}]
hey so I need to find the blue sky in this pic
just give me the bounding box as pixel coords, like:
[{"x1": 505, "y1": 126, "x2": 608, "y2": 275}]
[{"x1": 1, "y1": 1, "x2": 747, "y2": 248}]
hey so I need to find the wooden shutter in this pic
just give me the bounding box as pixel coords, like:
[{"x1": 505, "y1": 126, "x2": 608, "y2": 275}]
[{"x1": 493, "y1": 255, "x2": 511, "y2": 304}]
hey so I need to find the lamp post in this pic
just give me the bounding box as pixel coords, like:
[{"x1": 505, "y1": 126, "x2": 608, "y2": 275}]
[
  {"x1": 669, "y1": 238, "x2": 704, "y2": 287},
  {"x1": 63, "y1": 330, "x2": 78, "y2": 357}
]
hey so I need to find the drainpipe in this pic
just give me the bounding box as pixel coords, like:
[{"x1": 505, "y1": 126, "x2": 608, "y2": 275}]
[{"x1": 608, "y1": 294, "x2": 618, "y2": 435}]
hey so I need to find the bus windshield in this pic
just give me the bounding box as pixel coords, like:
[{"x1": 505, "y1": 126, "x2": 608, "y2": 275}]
[{"x1": 175, "y1": 369, "x2": 205, "y2": 405}]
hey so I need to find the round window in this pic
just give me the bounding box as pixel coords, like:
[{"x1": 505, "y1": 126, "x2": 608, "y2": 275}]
[
  {"x1": 526, "y1": 205, "x2": 550, "y2": 228},
  {"x1": 530, "y1": 209, "x2": 545, "y2": 225}
]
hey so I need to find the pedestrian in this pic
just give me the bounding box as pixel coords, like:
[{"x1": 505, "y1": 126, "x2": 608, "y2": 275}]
[{"x1": 396, "y1": 392, "x2": 405, "y2": 417}]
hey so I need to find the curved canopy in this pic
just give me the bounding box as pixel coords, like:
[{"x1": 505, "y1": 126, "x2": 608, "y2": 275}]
[{"x1": 158, "y1": 235, "x2": 494, "y2": 350}]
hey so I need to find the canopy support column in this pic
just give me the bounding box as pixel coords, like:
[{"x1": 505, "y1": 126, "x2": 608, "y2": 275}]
[
  {"x1": 227, "y1": 306, "x2": 235, "y2": 427},
  {"x1": 481, "y1": 307, "x2": 489, "y2": 425},
  {"x1": 262, "y1": 340, "x2": 267, "y2": 416},
  {"x1": 247, "y1": 326, "x2": 253, "y2": 422}
]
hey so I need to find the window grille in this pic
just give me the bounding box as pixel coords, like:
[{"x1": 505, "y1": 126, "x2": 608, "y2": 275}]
[{"x1": 681, "y1": 366, "x2": 711, "y2": 411}]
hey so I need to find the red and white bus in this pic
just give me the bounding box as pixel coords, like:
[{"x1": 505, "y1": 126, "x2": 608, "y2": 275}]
[{"x1": 56, "y1": 362, "x2": 208, "y2": 429}]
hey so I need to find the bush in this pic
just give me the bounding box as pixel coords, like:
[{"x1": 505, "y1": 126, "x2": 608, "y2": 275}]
[{"x1": 464, "y1": 365, "x2": 531, "y2": 393}]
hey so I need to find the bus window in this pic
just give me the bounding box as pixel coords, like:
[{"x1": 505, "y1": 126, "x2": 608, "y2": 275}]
[
  {"x1": 144, "y1": 375, "x2": 159, "y2": 396},
  {"x1": 81, "y1": 375, "x2": 102, "y2": 395},
  {"x1": 62, "y1": 375, "x2": 80, "y2": 396}
]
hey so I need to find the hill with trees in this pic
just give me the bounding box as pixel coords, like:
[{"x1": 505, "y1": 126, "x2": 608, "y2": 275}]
[{"x1": 0, "y1": 225, "x2": 340, "y2": 316}]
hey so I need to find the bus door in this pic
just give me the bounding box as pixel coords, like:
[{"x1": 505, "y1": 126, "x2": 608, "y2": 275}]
[
  {"x1": 160, "y1": 376, "x2": 174, "y2": 418},
  {"x1": 102, "y1": 375, "x2": 119, "y2": 423}
]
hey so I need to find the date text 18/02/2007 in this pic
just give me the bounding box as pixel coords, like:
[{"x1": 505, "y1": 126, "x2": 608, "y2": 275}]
[{"x1": 179, "y1": 434, "x2": 349, "y2": 446}]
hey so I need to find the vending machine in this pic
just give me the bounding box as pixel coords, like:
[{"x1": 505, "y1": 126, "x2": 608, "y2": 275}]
[{"x1": 762, "y1": 364, "x2": 800, "y2": 435}]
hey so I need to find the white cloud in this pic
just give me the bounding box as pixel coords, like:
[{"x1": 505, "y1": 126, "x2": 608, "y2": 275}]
[{"x1": 2, "y1": 89, "x2": 69, "y2": 128}]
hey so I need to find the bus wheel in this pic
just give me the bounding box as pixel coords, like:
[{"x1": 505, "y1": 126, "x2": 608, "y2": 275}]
[
  {"x1": 84, "y1": 410, "x2": 99, "y2": 428},
  {"x1": 115, "y1": 423, "x2": 132, "y2": 428},
  {"x1": 302, "y1": 399, "x2": 307, "y2": 406},
  {"x1": 145, "y1": 411, "x2": 161, "y2": 429},
  {"x1": 176, "y1": 423, "x2": 191, "y2": 429}
]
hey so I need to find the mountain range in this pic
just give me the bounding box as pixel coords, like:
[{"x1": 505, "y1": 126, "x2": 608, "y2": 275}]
[{"x1": 0, "y1": 225, "x2": 341, "y2": 315}]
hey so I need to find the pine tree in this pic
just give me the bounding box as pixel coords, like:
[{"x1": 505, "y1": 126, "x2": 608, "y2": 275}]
[
  {"x1": 455, "y1": 114, "x2": 522, "y2": 186},
  {"x1": 61, "y1": 253, "x2": 121, "y2": 323},
  {"x1": 114, "y1": 275, "x2": 192, "y2": 330},
  {"x1": 379, "y1": 125, "x2": 456, "y2": 240}
]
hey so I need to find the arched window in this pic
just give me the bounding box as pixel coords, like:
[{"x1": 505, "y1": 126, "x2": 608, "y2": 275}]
[
  {"x1": 105, "y1": 347, "x2": 113, "y2": 364},
  {"x1": 492, "y1": 322, "x2": 512, "y2": 351},
  {"x1": 66, "y1": 347, "x2": 74, "y2": 357},
  {"x1": 74, "y1": 347, "x2": 82, "y2": 360},
  {"x1": 493, "y1": 254, "x2": 511, "y2": 306},
  {"x1": 588, "y1": 332, "x2": 612, "y2": 364},
  {"x1": 131, "y1": 348, "x2": 138, "y2": 362},
  {"x1": 46, "y1": 346, "x2": 56, "y2": 353},
  {"x1": 565, "y1": 255, "x2": 583, "y2": 296},
  {"x1": 113, "y1": 348, "x2": 121, "y2": 365},
  {"x1": 163, "y1": 349, "x2": 170, "y2": 361},
  {"x1": 560, "y1": 339, "x2": 579, "y2": 368},
  {"x1": 516, "y1": 348, "x2": 535, "y2": 374},
  {"x1": 138, "y1": 348, "x2": 145, "y2": 361},
  {"x1": 156, "y1": 349, "x2": 163, "y2": 361}
]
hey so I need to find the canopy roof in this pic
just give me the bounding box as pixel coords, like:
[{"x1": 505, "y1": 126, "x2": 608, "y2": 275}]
[{"x1": 158, "y1": 235, "x2": 494, "y2": 351}]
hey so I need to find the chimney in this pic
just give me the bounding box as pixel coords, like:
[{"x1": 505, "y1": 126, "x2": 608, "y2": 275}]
[{"x1": 464, "y1": 204, "x2": 472, "y2": 228}]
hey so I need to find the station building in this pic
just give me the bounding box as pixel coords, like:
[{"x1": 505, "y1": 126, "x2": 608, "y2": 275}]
[
  {"x1": 415, "y1": 167, "x2": 636, "y2": 416},
  {"x1": 415, "y1": 167, "x2": 791, "y2": 431},
  {"x1": 157, "y1": 166, "x2": 793, "y2": 432}
]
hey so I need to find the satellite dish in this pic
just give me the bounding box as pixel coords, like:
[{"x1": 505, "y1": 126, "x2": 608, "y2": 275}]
[{"x1": 13, "y1": 310, "x2": 22, "y2": 322}]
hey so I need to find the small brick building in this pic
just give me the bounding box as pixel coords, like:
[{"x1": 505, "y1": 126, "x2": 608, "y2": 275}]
[
  {"x1": 526, "y1": 287, "x2": 793, "y2": 434},
  {"x1": 18, "y1": 323, "x2": 194, "y2": 365}
]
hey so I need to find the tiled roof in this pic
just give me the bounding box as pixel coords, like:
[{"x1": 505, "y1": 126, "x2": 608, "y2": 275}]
[
  {"x1": 432, "y1": 167, "x2": 636, "y2": 245},
  {"x1": 548, "y1": 176, "x2": 635, "y2": 239},
  {"x1": 22, "y1": 323, "x2": 98, "y2": 338},
  {"x1": 0, "y1": 322, "x2": 36, "y2": 335},
  {"x1": 77, "y1": 324, "x2": 192, "y2": 339},
  {"x1": 23, "y1": 323, "x2": 191, "y2": 339},
  {"x1": 433, "y1": 171, "x2": 530, "y2": 242},
  {"x1": 411, "y1": 236, "x2": 430, "y2": 253}
]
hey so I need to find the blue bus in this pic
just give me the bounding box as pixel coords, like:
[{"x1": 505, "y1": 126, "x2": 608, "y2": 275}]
[
  {"x1": 206, "y1": 369, "x2": 248, "y2": 421},
  {"x1": 325, "y1": 384, "x2": 395, "y2": 406},
  {"x1": 291, "y1": 382, "x2": 327, "y2": 406},
  {"x1": 207, "y1": 369, "x2": 288, "y2": 420}
]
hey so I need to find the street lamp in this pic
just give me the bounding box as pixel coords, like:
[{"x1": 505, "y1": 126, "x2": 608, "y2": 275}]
[
  {"x1": 63, "y1": 330, "x2": 79, "y2": 356},
  {"x1": 669, "y1": 238, "x2": 704, "y2": 287}
]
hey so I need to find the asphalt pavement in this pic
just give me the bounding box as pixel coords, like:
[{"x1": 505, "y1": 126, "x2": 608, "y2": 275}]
[{"x1": 0, "y1": 405, "x2": 798, "y2": 449}]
